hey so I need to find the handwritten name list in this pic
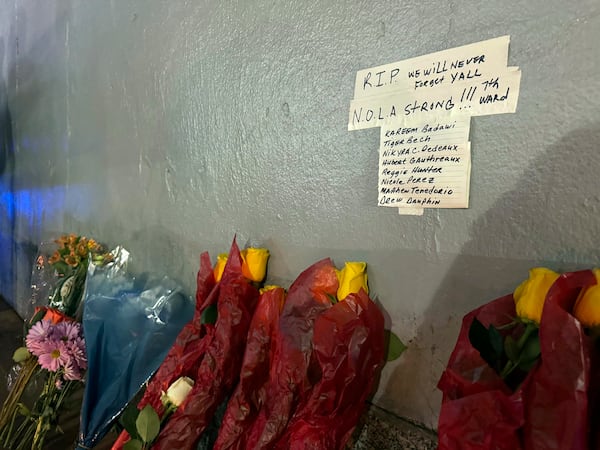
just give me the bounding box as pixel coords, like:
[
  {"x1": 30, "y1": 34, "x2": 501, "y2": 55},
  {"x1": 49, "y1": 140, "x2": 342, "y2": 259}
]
[{"x1": 379, "y1": 116, "x2": 471, "y2": 209}]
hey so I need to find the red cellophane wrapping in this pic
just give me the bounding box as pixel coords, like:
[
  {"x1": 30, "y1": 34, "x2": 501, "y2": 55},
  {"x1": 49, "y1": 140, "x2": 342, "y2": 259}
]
[
  {"x1": 212, "y1": 286, "x2": 286, "y2": 450},
  {"x1": 245, "y1": 258, "x2": 338, "y2": 450},
  {"x1": 274, "y1": 289, "x2": 385, "y2": 450},
  {"x1": 112, "y1": 251, "x2": 218, "y2": 449},
  {"x1": 151, "y1": 240, "x2": 260, "y2": 449},
  {"x1": 437, "y1": 270, "x2": 598, "y2": 450}
]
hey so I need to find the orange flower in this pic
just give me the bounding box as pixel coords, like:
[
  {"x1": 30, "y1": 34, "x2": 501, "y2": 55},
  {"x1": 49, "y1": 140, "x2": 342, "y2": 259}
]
[
  {"x1": 48, "y1": 251, "x2": 61, "y2": 265},
  {"x1": 67, "y1": 234, "x2": 78, "y2": 246},
  {"x1": 55, "y1": 235, "x2": 69, "y2": 248},
  {"x1": 87, "y1": 239, "x2": 99, "y2": 251},
  {"x1": 76, "y1": 241, "x2": 88, "y2": 257},
  {"x1": 34, "y1": 307, "x2": 71, "y2": 324},
  {"x1": 64, "y1": 255, "x2": 80, "y2": 267}
]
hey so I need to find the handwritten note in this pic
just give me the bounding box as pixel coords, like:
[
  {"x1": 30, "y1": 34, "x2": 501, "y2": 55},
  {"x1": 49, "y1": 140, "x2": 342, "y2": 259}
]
[
  {"x1": 354, "y1": 36, "x2": 509, "y2": 98},
  {"x1": 378, "y1": 115, "x2": 472, "y2": 209},
  {"x1": 347, "y1": 36, "x2": 520, "y2": 213},
  {"x1": 349, "y1": 36, "x2": 520, "y2": 130}
]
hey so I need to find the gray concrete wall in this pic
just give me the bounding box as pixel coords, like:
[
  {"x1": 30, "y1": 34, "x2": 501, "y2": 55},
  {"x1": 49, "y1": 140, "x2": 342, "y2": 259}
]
[{"x1": 1, "y1": 0, "x2": 599, "y2": 429}]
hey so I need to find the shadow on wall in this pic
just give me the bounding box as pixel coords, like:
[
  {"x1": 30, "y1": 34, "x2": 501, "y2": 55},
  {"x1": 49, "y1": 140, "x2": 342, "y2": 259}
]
[{"x1": 379, "y1": 124, "x2": 600, "y2": 430}]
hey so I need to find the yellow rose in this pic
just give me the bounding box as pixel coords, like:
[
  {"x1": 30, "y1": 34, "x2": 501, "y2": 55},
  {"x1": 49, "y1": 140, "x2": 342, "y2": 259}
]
[
  {"x1": 513, "y1": 267, "x2": 560, "y2": 323},
  {"x1": 336, "y1": 261, "x2": 368, "y2": 301},
  {"x1": 573, "y1": 269, "x2": 600, "y2": 327},
  {"x1": 241, "y1": 247, "x2": 270, "y2": 282},
  {"x1": 213, "y1": 253, "x2": 228, "y2": 282}
]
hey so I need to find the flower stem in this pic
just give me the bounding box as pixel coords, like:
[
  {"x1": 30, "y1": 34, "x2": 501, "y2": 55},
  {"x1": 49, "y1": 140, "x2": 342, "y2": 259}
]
[
  {"x1": 0, "y1": 358, "x2": 39, "y2": 429},
  {"x1": 499, "y1": 323, "x2": 538, "y2": 381}
]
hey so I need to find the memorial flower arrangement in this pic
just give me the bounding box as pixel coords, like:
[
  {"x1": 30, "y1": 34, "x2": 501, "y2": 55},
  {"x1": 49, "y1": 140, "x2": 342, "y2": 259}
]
[
  {"x1": 113, "y1": 239, "x2": 269, "y2": 449},
  {"x1": 0, "y1": 234, "x2": 112, "y2": 450},
  {"x1": 75, "y1": 245, "x2": 195, "y2": 450},
  {"x1": 437, "y1": 267, "x2": 600, "y2": 450},
  {"x1": 112, "y1": 240, "x2": 393, "y2": 450},
  {"x1": 47, "y1": 234, "x2": 113, "y2": 316},
  {"x1": 0, "y1": 314, "x2": 87, "y2": 450}
]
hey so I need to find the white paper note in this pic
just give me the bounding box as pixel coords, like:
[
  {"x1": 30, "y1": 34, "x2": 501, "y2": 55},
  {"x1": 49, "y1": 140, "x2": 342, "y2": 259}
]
[
  {"x1": 349, "y1": 35, "x2": 520, "y2": 213},
  {"x1": 354, "y1": 35, "x2": 510, "y2": 100},
  {"x1": 378, "y1": 115, "x2": 472, "y2": 209},
  {"x1": 350, "y1": 68, "x2": 520, "y2": 130}
]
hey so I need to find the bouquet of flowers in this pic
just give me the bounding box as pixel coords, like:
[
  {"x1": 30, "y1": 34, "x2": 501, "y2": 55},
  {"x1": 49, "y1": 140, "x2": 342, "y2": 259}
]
[
  {"x1": 112, "y1": 241, "x2": 394, "y2": 450},
  {"x1": 212, "y1": 285, "x2": 286, "y2": 450},
  {"x1": 75, "y1": 246, "x2": 195, "y2": 449},
  {"x1": 0, "y1": 311, "x2": 86, "y2": 449},
  {"x1": 0, "y1": 233, "x2": 113, "y2": 450},
  {"x1": 242, "y1": 260, "x2": 385, "y2": 450},
  {"x1": 112, "y1": 238, "x2": 268, "y2": 449},
  {"x1": 437, "y1": 268, "x2": 600, "y2": 450}
]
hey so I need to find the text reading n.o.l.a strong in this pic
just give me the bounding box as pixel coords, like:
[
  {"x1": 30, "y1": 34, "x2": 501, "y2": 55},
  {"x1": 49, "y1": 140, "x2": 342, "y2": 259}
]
[
  {"x1": 349, "y1": 69, "x2": 520, "y2": 131},
  {"x1": 349, "y1": 36, "x2": 521, "y2": 131}
]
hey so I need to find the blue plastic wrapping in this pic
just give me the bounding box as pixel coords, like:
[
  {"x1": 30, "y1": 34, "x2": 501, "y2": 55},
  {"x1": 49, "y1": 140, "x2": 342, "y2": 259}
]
[{"x1": 76, "y1": 247, "x2": 194, "y2": 449}]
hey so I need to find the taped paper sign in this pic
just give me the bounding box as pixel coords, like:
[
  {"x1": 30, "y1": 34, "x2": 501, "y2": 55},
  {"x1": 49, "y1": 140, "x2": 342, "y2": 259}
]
[
  {"x1": 349, "y1": 36, "x2": 520, "y2": 131},
  {"x1": 351, "y1": 68, "x2": 520, "y2": 130},
  {"x1": 347, "y1": 35, "x2": 520, "y2": 213},
  {"x1": 379, "y1": 115, "x2": 472, "y2": 209},
  {"x1": 354, "y1": 35, "x2": 510, "y2": 99}
]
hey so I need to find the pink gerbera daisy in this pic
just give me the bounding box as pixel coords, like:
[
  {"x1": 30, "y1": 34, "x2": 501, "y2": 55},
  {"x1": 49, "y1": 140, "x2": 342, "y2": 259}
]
[
  {"x1": 25, "y1": 320, "x2": 53, "y2": 357},
  {"x1": 38, "y1": 341, "x2": 69, "y2": 372},
  {"x1": 63, "y1": 361, "x2": 82, "y2": 381},
  {"x1": 67, "y1": 337, "x2": 87, "y2": 371},
  {"x1": 53, "y1": 321, "x2": 81, "y2": 342}
]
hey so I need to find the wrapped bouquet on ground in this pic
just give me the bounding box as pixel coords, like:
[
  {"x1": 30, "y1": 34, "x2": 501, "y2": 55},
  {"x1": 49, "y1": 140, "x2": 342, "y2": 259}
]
[
  {"x1": 437, "y1": 268, "x2": 600, "y2": 450},
  {"x1": 0, "y1": 234, "x2": 113, "y2": 450},
  {"x1": 75, "y1": 246, "x2": 195, "y2": 449},
  {"x1": 111, "y1": 240, "x2": 392, "y2": 450}
]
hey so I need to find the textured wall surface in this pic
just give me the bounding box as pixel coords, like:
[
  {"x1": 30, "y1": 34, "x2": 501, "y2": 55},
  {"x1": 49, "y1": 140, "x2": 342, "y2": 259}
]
[{"x1": 1, "y1": 0, "x2": 599, "y2": 429}]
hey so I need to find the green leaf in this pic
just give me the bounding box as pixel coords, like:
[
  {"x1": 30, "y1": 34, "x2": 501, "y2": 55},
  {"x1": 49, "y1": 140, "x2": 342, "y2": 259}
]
[
  {"x1": 504, "y1": 335, "x2": 519, "y2": 363},
  {"x1": 16, "y1": 403, "x2": 30, "y2": 416},
  {"x1": 119, "y1": 402, "x2": 141, "y2": 440},
  {"x1": 52, "y1": 261, "x2": 69, "y2": 275},
  {"x1": 136, "y1": 405, "x2": 160, "y2": 444},
  {"x1": 12, "y1": 347, "x2": 30, "y2": 363},
  {"x1": 201, "y1": 304, "x2": 218, "y2": 325},
  {"x1": 123, "y1": 439, "x2": 143, "y2": 450},
  {"x1": 488, "y1": 325, "x2": 504, "y2": 359},
  {"x1": 326, "y1": 293, "x2": 338, "y2": 304},
  {"x1": 385, "y1": 330, "x2": 407, "y2": 361},
  {"x1": 469, "y1": 318, "x2": 501, "y2": 368},
  {"x1": 28, "y1": 309, "x2": 47, "y2": 329}
]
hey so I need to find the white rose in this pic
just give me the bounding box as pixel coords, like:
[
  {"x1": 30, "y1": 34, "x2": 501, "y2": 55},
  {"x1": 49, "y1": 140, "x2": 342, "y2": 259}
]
[{"x1": 162, "y1": 376, "x2": 194, "y2": 407}]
